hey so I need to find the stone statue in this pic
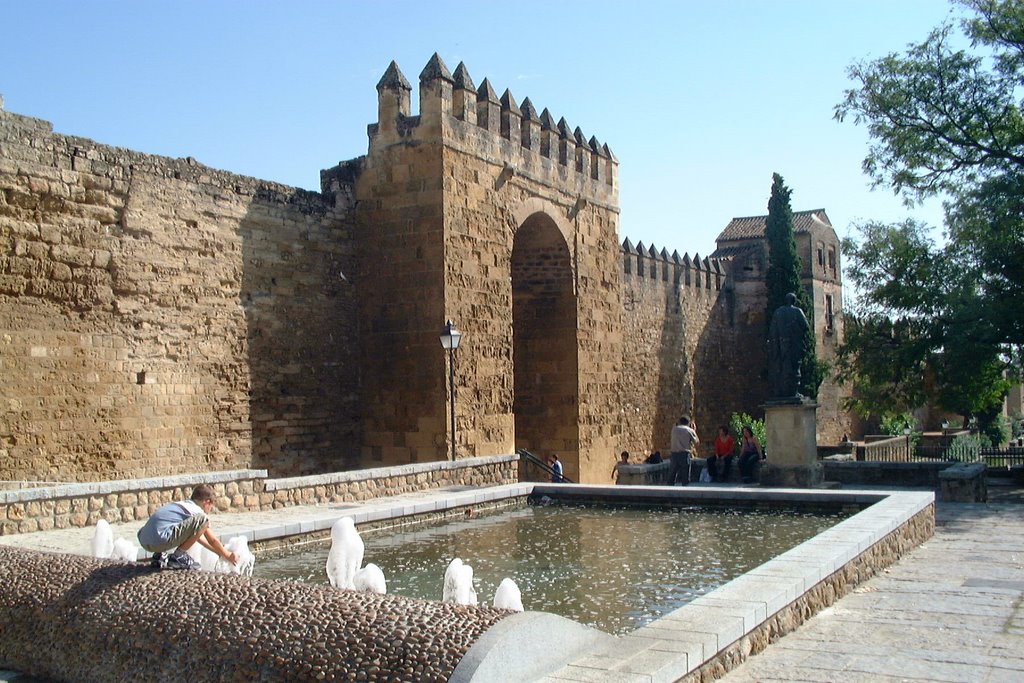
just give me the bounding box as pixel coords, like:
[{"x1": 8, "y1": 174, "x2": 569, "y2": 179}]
[{"x1": 767, "y1": 292, "x2": 809, "y2": 400}]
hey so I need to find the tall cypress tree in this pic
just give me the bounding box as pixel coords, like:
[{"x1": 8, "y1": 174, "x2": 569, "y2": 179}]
[{"x1": 764, "y1": 173, "x2": 824, "y2": 398}]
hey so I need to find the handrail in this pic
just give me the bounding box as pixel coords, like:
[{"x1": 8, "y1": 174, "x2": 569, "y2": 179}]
[{"x1": 516, "y1": 448, "x2": 574, "y2": 483}]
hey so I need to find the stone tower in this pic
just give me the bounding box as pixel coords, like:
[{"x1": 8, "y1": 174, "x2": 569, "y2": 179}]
[{"x1": 323, "y1": 54, "x2": 621, "y2": 483}]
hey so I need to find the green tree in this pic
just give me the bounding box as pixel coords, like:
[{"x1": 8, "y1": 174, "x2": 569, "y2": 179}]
[
  {"x1": 835, "y1": 0, "x2": 1023, "y2": 436},
  {"x1": 835, "y1": 0, "x2": 1024, "y2": 200},
  {"x1": 764, "y1": 173, "x2": 825, "y2": 398},
  {"x1": 838, "y1": 218, "x2": 1015, "y2": 435}
]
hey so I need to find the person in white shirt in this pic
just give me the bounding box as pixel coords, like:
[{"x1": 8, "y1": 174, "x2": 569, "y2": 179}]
[
  {"x1": 668, "y1": 416, "x2": 700, "y2": 485},
  {"x1": 137, "y1": 484, "x2": 238, "y2": 570}
]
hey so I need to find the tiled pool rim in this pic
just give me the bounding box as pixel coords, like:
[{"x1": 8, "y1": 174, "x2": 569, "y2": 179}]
[{"x1": 220, "y1": 482, "x2": 934, "y2": 682}]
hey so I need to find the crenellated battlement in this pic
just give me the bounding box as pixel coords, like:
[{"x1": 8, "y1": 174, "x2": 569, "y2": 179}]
[
  {"x1": 367, "y1": 53, "x2": 617, "y2": 199},
  {"x1": 620, "y1": 237, "x2": 726, "y2": 292}
]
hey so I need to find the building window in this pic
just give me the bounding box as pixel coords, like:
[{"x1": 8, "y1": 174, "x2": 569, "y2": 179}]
[
  {"x1": 817, "y1": 242, "x2": 825, "y2": 269},
  {"x1": 827, "y1": 246, "x2": 837, "y2": 276},
  {"x1": 825, "y1": 294, "x2": 835, "y2": 335}
]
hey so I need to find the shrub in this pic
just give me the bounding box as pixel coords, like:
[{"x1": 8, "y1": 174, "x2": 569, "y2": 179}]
[
  {"x1": 946, "y1": 433, "x2": 982, "y2": 463},
  {"x1": 728, "y1": 413, "x2": 766, "y2": 455},
  {"x1": 879, "y1": 412, "x2": 916, "y2": 437}
]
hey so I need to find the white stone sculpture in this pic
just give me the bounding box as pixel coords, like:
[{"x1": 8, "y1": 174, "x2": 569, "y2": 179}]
[
  {"x1": 492, "y1": 578, "x2": 524, "y2": 612},
  {"x1": 443, "y1": 557, "x2": 477, "y2": 606},
  {"x1": 326, "y1": 517, "x2": 364, "y2": 589},
  {"x1": 217, "y1": 535, "x2": 255, "y2": 576},
  {"x1": 353, "y1": 563, "x2": 387, "y2": 594},
  {"x1": 109, "y1": 537, "x2": 139, "y2": 562},
  {"x1": 91, "y1": 519, "x2": 113, "y2": 559}
]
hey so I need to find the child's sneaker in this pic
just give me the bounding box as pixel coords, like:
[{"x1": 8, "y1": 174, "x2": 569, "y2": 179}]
[
  {"x1": 151, "y1": 552, "x2": 168, "y2": 569},
  {"x1": 166, "y1": 549, "x2": 201, "y2": 571}
]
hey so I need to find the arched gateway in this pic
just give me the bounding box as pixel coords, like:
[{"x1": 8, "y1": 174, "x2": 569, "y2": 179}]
[
  {"x1": 511, "y1": 210, "x2": 580, "y2": 479},
  {"x1": 349, "y1": 55, "x2": 620, "y2": 482}
]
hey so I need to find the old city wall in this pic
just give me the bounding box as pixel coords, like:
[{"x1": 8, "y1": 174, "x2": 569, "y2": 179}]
[
  {"x1": 0, "y1": 109, "x2": 360, "y2": 482},
  {"x1": 618, "y1": 246, "x2": 768, "y2": 460},
  {"x1": 337, "y1": 62, "x2": 451, "y2": 468},
  {"x1": 1, "y1": 54, "x2": 852, "y2": 486}
]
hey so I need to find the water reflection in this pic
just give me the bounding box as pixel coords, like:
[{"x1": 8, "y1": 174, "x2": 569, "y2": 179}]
[{"x1": 257, "y1": 504, "x2": 846, "y2": 635}]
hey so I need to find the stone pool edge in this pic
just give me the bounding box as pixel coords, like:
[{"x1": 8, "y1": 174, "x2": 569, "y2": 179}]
[
  {"x1": 528, "y1": 485, "x2": 934, "y2": 683},
  {"x1": 0, "y1": 482, "x2": 934, "y2": 683}
]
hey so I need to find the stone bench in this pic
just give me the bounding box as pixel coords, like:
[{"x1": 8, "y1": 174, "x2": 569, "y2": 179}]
[{"x1": 938, "y1": 462, "x2": 987, "y2": 502}]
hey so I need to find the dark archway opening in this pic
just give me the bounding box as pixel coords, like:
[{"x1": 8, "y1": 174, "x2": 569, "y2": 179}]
[{"x1": 511, "y1": 212, "x2": 580, "y2": 480}]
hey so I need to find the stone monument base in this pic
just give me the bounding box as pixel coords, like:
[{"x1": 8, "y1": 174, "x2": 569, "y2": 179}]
[
  {"x1": 764, "y1": 399, "x2": 820, "y2": 488},
  {"x1": 759, "y1": 462, "x2": 823, "y2": 488}
]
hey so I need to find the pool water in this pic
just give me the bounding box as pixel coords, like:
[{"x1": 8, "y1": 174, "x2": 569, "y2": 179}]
[{"x1": 256, "y1": 503, "x2": 847, "y2": 635}]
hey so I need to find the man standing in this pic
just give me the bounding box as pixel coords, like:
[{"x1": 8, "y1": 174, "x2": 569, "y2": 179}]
[
  {"x1": 137, "y1": 484, "x2": 238, "y2": 570},
  {"x1": 668, "y1": 416, "x2": 699, "y2": 485},
  {"x1": 547, "y1": 454, "x2": 565, "y2": 483}
]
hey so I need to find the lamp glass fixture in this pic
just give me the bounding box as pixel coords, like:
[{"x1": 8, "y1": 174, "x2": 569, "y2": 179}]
[{"x1": 440, "y1": 320, "x2": 462, "y2": 350}]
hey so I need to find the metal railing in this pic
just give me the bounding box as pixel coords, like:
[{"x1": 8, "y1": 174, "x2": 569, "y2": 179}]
[
  {"x1": 854, "y1": 438, "x2": 1024, "y2": 469},
  {"x1": 856, "y1": 436, "x2": 915, "y2": 462},
  {"x1": 516, "y1": 448, "x2": 574, "y2": 483},
  {"x1": 979, "y1": 447, "x2": 1024, "y2": 469}
]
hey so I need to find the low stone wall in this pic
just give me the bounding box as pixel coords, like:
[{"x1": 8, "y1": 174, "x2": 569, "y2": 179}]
[
  {"x1": 0, "y1": 470, "x2": 267, "y2": 536},
  {"x1": 822, "y1": 460, "x2": 953, "y2": 490},
  {"x1": 0, "y1": 455, "x2": 518, "y2": 536},
  {"x1": 0, "y1": 545, "x2": 511, "y2": 683},
  {"x1": 938, "y1": 462, "x2": 987, "y2": 503},
  {"x1": 264, "y1": 456, "x2": 518, "y2": 507}
]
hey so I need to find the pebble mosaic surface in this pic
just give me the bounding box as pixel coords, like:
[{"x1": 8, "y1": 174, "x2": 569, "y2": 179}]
[{"x1": 0, "y1": 546, "x2": 512, "y2": 682}]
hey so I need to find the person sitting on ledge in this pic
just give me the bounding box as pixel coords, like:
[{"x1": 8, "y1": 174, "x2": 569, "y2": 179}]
[
  {"x1": 707, "y1": 425, "x2": 735, "y2": 482},
  {"x1": 137, "y1": 484, "x2": 239, "y2": 570},
  {"x1": 738, "y1": 425, "x2": 764, "y2": 484}
]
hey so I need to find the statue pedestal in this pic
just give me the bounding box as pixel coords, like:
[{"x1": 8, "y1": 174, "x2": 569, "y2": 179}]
[{"x1": 762, "y1": 400, "x2": 821, "y2": 487}]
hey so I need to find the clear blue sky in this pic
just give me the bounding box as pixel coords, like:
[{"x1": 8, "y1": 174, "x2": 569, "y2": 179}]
[{"x1": 2, "y1": 0, "x2": 958, "y2": 257}]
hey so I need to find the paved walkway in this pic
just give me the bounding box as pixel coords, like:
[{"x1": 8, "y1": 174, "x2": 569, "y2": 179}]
[{"x1": 719, "y1": 496, "x2": 1024, "y2": 683}]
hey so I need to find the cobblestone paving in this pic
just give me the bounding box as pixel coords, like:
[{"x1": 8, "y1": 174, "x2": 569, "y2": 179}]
[{"x1": 720, "y1": 498, "x2": 1024, "y2": 683}]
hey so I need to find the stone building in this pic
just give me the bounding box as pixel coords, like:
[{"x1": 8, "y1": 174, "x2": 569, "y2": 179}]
[
  {"x1": 0, "y1": 54, "x2": 851, "y2": 485},
  {"x1": 711, "y1": 209, "x2": 848, "y2": 438}
]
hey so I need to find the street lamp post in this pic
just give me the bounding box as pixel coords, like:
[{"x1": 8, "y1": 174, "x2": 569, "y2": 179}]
[{"x1": 439, "y1": 320, "x2": 462, "y2": 461}]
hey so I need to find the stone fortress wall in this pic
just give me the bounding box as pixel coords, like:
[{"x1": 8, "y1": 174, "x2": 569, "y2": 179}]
[
  {"x1": 0, "y1": 53, "x2": 850, "y2": 484},
  {"x1": 0, "y1": 109, "x2": 362, "y2": 481},
  {"x1": 618, "y1": 244, "x2": 742, "y2": 457}
]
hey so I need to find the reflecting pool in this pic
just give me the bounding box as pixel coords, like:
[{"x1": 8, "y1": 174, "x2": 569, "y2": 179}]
[{"x1": 257, "y1": 503, "x2": 848, "y2": 635}]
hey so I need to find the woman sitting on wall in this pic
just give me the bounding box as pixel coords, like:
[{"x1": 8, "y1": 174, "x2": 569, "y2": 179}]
[
  {"x1": 738, "y1": 426, "x2": 763, "y2": 484},
  {"x1": 707, "y1": 426, "x2": 735, "y2": 482}
]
